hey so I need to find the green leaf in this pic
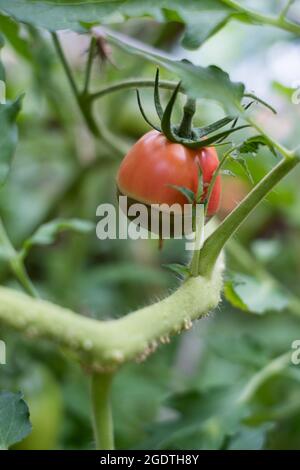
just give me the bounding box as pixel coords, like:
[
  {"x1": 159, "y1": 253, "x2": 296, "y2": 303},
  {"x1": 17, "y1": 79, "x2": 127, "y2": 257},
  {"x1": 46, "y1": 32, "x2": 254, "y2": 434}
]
[
  {"x1": 139, "y1": 386, "x2": 249, "y2": 450},
  {"x1": 0, "y1": 96, "x2": 23, "y2": 185},
  {"x1": 0, "y1": 12, "x2": 32, "y2": 60},
  {"x1": 239, "y1": 135, "x2": 277, "y2": 157},
  {"x1": 251, "y1": 239, "x2": 281, "y2": 264},
  {"x1": 180, "y1": 6, "x2": 232, "y2": 49},
  {"x1": 136, "y1": 89, "x2": 160, "y2": 132},
  {"x1": 96, "y1": 28, "x2": 245, "y2": 114},
  {"x1": 232, "y1": 156, "x2": 254, "y2": 184},
  {"x1": 168, "y1": 184, "x2": 195, "y2": 203},
  {"x1": 162, "y1": 263, "x2": 190, "y2": 278},
  {"x1": 0, "y1": 1, "x2": 234, "y2": 49},
  {"x1": 227, "y1": 423, "x2": 273, "y2": 450},
  {"x1": 84, "y1": 263, "x2": 171, "y2": 286},
  {"x1": 225, "y1": 273, "x2": 289, "y2": 315},
  {"x1": 196, "y1": 166, "x2": 203, "y2": 202},
  {"x1": 154, "y1": 68, "x2": 164, "y2": 120},
  {"x1": 0, "y1": 32, "x2": 5, "y2": 81},
  {"x1": 22, "y1": 218, "x2": 94, "y2": 256},
  {"x1": 0, "y1": 392, "x2": 31, "y2": 449},
  {"x1": 193, "y1": 115, "x2": 236, "y2": 139},
  {"x1": 160, "y1": 80, "x2": 181, "y2": 141}
]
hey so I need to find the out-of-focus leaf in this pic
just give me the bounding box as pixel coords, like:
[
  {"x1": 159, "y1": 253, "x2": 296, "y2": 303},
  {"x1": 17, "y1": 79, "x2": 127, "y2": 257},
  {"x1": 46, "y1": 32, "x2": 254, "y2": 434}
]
[
  {"x1": 168, "y1": 184, "x2": 195, "y2": 203},
  {"x1": 0, "y1": 96, "x2": 23, "y2": 185},
  {"x1": 221, "y1": 169, "x2": 236, "y2": 176},
  {"x1": 83, "y1": 263, "x2": 171, "y2": 286},
  {"x1": 225, "y1": 273, "x2": 289, "y2": 315},
  {"x1": 0, "y1": 32, "x2": 5, "y2": 81},
  {"x1": 0, "y1": 12, "x2": 32, "y2": 60},
  {"x1": 162, "y1": 263, "x2": 190, "y2": 278},
  {"x1": 178, "y1": 4, "x2": 232, "y2": 49},
  {"x1": 239, "y1": 135, "x2": 276, "y2": 157},
  {"x1": 272, "y1": 81, "x2": 295, "y2": 101},
  {"x1": 0, "y1": 391, "x2": 31, "y2": 449},
  {"x1": 251, "y1": 239, "x2": 282, "y2": 264},
  {"x1": 207, "y1": 334, "x2": 270, "y2": 369},
  {"x1": 227, "y1": 423, "x2": 274, "y2": 450},
  {"x1": 22, "y1": 218, "x2": 94, "y2": 256},
  {"x1": 139, "y1": 386, "x2": 249, "y2": 450},
  {"x1": 95, "y1": 28, "x2": 245, "y2": 114},
  {"x1": 232, "y1": 156, "x2": 254, "y2": 184},
  {"x1": 0, "y1": 1, "x2": 235, "y2": 49}
]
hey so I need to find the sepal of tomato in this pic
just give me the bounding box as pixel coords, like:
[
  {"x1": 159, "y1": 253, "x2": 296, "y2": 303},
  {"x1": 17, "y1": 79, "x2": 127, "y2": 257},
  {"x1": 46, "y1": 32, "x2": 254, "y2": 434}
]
[{"x1": 116, "y1": 130, "x2": 221, "y2": 216}]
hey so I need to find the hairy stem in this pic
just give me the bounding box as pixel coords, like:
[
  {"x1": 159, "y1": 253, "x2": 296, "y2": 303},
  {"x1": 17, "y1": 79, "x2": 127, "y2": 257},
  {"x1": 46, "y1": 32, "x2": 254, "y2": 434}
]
[
  {"x1": 0, "y1": 255, "x2": 223, "y2": 369},
  {"x1": 198, "y1": 156, "x2": 299, "y2": 277},
  {"x1": 91, "y1": 372, "x2": 115, "y2": 450}
]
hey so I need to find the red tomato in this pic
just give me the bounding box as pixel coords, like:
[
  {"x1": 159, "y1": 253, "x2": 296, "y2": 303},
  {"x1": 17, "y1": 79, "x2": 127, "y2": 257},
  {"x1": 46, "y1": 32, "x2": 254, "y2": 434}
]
[{"x1": 117, "y1": 130, "x2": 221, "y2": 216}]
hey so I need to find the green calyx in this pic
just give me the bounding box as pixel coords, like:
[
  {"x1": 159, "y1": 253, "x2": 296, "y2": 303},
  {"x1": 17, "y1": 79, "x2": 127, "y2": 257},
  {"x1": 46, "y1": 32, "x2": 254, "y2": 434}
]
[{"x1": 136, "y1": 68, "x2": 249, "y2": 149}]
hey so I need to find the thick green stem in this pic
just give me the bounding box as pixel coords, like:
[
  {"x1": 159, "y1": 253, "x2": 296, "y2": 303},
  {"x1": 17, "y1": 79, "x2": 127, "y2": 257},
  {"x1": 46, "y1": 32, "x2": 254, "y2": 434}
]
[
  {"x1": 177, "y1": 97, "x2": 196, "y2": 139},
  {"x1": 198, "y1": 156, "x2": 299, "y2": 277},
  {"x1": 0, "y1": 255, "x2": 223, "y2": 369},
  {"x1": 91, "y1": 372, "x2": 115, "y2": 450}
]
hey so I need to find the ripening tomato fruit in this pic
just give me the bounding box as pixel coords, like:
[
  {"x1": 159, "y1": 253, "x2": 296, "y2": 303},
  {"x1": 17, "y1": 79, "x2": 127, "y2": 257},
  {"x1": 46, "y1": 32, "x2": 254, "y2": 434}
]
[{"x1": 116, "y1": 130, "x2": 221, "y2": 217}]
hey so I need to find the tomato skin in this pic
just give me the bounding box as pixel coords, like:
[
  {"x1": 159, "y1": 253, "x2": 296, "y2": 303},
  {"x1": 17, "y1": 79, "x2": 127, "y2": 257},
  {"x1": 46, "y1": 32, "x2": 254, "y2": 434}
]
[{"x1": 117, "y1": 130, "x2": 221, "y2": 216}]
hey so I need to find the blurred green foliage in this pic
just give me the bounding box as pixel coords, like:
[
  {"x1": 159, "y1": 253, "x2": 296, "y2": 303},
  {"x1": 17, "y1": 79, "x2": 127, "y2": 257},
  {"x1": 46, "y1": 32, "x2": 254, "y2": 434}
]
[{"x1": 0, "y1": 2, "x2": 300, "y2": 450}]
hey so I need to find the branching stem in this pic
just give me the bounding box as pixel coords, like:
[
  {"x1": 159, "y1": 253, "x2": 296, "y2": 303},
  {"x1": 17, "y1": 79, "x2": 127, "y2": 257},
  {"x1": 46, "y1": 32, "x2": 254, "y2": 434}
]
[{"x1": 0, "y1": 218, "x2": 38, "y2": 298}]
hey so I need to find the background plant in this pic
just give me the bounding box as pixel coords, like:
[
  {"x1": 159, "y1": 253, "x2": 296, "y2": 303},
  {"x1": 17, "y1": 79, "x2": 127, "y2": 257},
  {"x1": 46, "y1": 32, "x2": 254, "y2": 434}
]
[{"x1": 0, "y1": 0, "x2": 300, "y2": 450}]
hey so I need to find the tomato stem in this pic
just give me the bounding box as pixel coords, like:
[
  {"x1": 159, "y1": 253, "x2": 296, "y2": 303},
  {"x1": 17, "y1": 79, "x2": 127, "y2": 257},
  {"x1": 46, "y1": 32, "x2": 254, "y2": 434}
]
[
  {"x1": 198, "y1": 156, "x2": 299, "y2": 277},
  {"x1": 52, "y1": 32, "x2": 128, "y2": 156},
  {"x1": 204, "y1": 144, "x2": 239, "y2": 217},
  {"x1": 190, "y1": 204, "x2": 205, "y2": 276},
  {"x1": 83, "y1": 36, "x2": 97, "y2": 95},
  {"x1": 177, "y1": 97, "x2": 196, "y2": 139},
  {"x1": 91, "y1": 372, "x2": 115, "y2": 450},
  {"x1": 89, "y1": 79, "x2": 184, "y2": 102},
  {"x1": 0, "y1": 218, "x2": 38, "y2": 298},
  {"x1": 237, "y1": 352, "x2": 291, "y2": 404}
]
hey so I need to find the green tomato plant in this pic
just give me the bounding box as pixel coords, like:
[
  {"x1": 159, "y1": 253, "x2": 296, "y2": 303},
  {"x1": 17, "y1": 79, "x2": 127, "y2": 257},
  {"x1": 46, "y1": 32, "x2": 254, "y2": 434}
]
[{"x1": 0, "y1": 1, "x2": 299, "y2": 450}]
